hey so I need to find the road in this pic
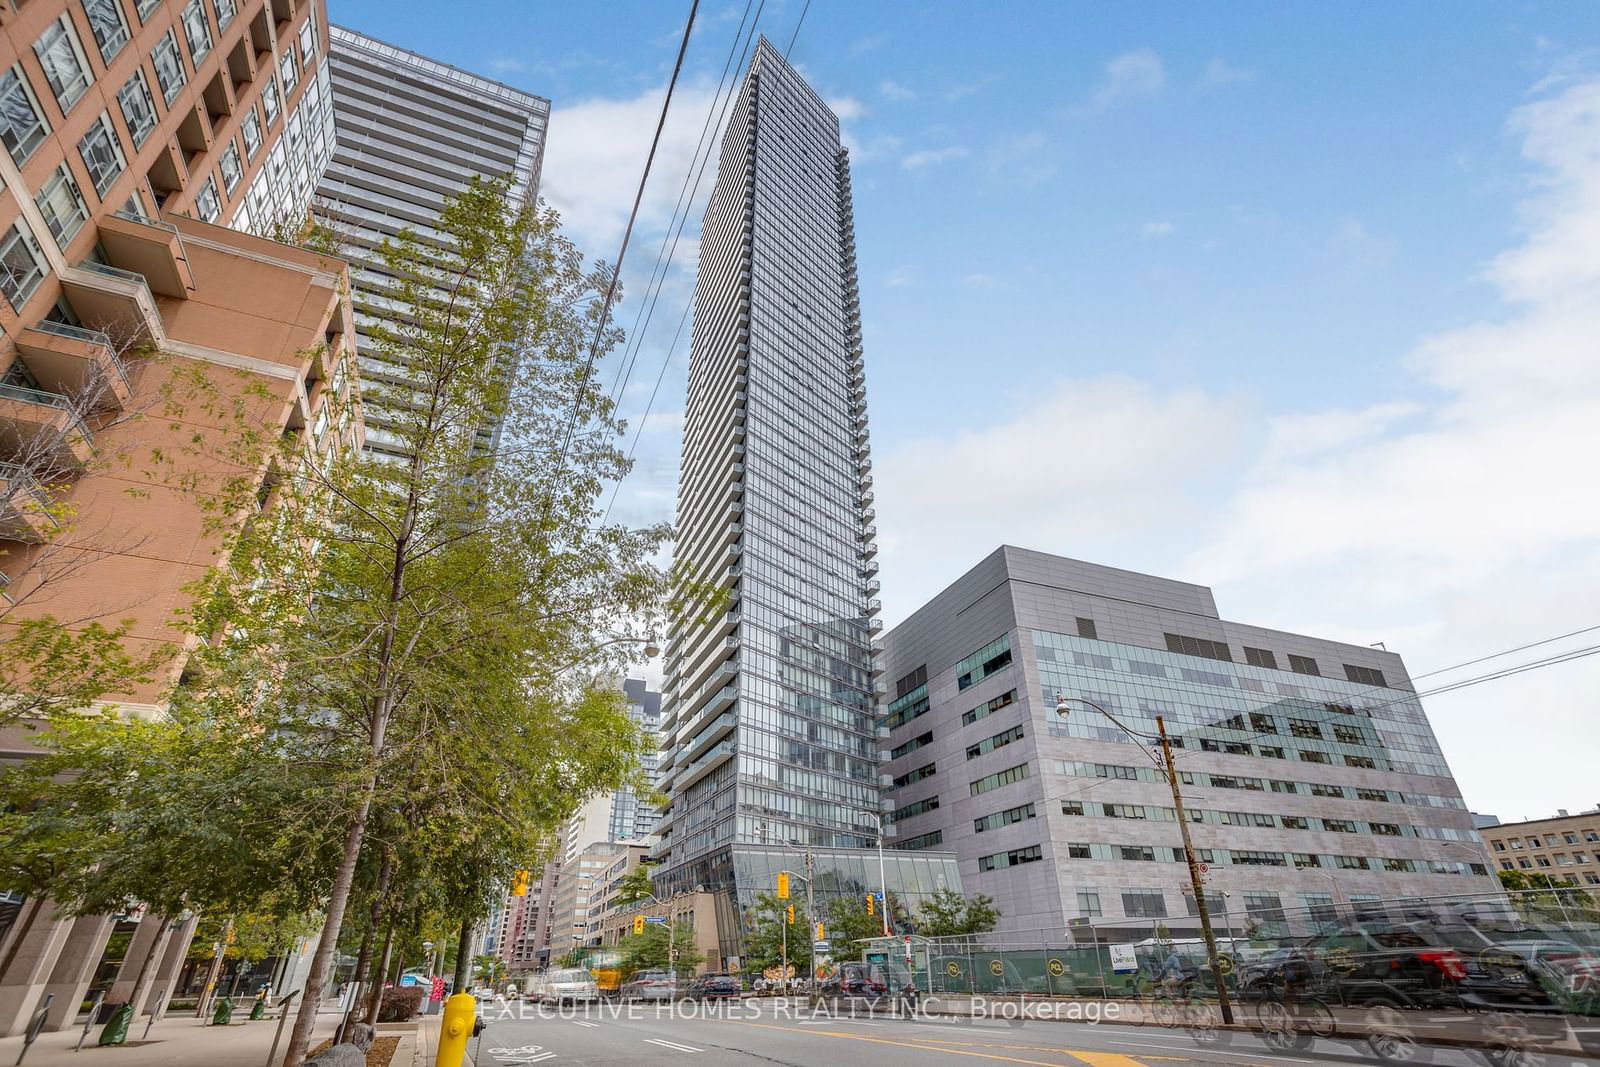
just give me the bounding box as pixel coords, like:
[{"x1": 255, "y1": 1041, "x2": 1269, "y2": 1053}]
[{"x1": 465, "y1": 997, "x2": 1564, "y2": 1066}]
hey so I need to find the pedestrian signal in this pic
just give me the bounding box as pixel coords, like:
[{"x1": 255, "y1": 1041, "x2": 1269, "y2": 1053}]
[
  {"x1": 511, "y1": 869, "x2": 530, "y2": 897},
  {"x1": 864, "y1": 894, "x2": 875, "y2": 915},
  {"x1": 785, "y1": 905, "x2": 795, "y2": 924}
]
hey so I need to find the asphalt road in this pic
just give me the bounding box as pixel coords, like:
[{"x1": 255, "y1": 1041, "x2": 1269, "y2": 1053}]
[{"x1": 464, "y1": 997, "x2": 1572, "y2": 1066}]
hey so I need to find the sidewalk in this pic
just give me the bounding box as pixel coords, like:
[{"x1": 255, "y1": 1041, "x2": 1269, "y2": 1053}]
[{"x1": 0, "y1": 1004, "x2": 341, "y2": 1067}]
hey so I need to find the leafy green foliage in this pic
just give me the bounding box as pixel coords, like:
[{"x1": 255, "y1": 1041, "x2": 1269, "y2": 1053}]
[
  {"x1": 615, "y1": 921, "x2": 703, "y2": 976},
  {"x1": 916, "y1": 887, "x2": 1001, "y2": 938},
  {"x1": 612, "y1": 864, "x2": 658, "y2": 909}
]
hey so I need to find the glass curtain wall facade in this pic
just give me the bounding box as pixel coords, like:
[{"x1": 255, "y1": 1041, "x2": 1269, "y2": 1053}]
[
  {"x1": 655, "y1": 37, "x2": 882, "y2": 894},
  {"x1": 609, "y1": 678, "x2": 662, "y2": 841},
  {"x1": 314, "y1": 26, "x2": 549, "y2": 462}
]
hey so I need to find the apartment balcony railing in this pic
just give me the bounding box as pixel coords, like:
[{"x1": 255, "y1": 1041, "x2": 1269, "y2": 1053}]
[
  {"x1": 61, "y1": 261, "x2": 162, "y2": 341},
  {"x1": 0, "y1": 383, "x2": 94, "y2": 467},
  {"x1": 100, "y1": 210, "x2": 194, "y2": 298},
  {"x1": 15, "y1": 321, "x2": 132, "y2": 408},
  {"x1": 0, "y1": 462, "x2": 59, "y2": 542}
]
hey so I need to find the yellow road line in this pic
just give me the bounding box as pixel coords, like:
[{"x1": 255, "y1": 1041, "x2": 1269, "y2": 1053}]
[{"x1": 713, "y1": 1017, "x2": 1150, "y2": 1066}]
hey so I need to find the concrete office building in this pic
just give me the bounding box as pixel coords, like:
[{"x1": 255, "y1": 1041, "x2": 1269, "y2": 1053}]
[
  {"x1": 880, "y1": 547, "x2": 1498, "y2": 939},
  {"x1": 314, "y1": 26, "x2": 547, "y2": 463},
  {"x1": 547, "y1": 840, "x2": 630, "y2": 955},
  {"x1": 0, "y1": 0, "x2": 351, "y2": 1035},
  {"x1": 609, "y1": 678, "x2": 662, "y2": 842},
  {"x1": 1481, "y1": 808, "x2": 1600, "y2": 896}
]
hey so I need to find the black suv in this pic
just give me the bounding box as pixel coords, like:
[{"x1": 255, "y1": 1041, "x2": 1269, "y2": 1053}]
[
  {"x1": 817, "y1": 962, "x2": 890, "y2": 1011},
  {"x1": 688, "y1": 973, "x2": 743, "y2": 1000},
  {"x1": 1304, "y1": 921, "x2": 1559, "y2": 1013}
]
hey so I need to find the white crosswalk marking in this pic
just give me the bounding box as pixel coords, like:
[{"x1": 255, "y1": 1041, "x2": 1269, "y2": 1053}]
[{"x1": 644, "y1": 1037, "x2": 706, "y2": 1053}]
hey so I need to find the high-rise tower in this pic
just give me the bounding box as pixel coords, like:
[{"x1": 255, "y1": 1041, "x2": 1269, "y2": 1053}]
[
  {"x1": 653, "y1": 38, "x2": 892, "y2": 903},
  {"x1": 314, "y1": 27, "x2": 549, "y2": 462}
]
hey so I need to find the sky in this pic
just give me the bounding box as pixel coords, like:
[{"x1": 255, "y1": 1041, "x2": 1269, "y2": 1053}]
[{"x1": 331, "y1": 1, "x2": 1600, "y2": 824}]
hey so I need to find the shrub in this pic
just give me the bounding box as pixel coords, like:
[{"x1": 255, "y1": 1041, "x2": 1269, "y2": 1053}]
[{"x1": 376, "y1": 986, "x2": 424, "y2": 1022}]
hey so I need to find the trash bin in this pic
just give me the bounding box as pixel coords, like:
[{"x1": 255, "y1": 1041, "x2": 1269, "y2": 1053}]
[
  {"x1": 212, "y1": 995, "x2": 235, "y2": 1026},
  {"x1": 97, "y1": 1003, "x2": 133, "y2": 1046}
]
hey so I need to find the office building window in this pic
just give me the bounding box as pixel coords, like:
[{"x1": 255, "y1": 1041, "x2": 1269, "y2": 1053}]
[
  {"x1": 193, "y1": 175, "x2": 220, "y2": 222},
  {"x1": 978, "y1": 844, "x2": 1042, "y2": 872},
  {"x1": 35, "y1": 163, "x2": 89, "y2": 245},
  {"x1": 180, "y1": 0, "x2": 211, "y2": 64},
  {"x1": 1076, "y1": 888, "x2": 1102, "y2": 917},
  {"x1": 279, "y1": 50, "x2": 298, "y2": 93},
  {"x1": 956, "y1": 634, "x2": 1012, "y2": 690},
  {"x1": 891, "y1": 795, "x2": 938, "y2": 822},
  {"x1": 962, "y1": 688, "x2": 1016, "y2": 727},
  {"x1": 240, "y1": 104, "x2": 262, "y2": 157},
  {"x1": 1060, "y1": 800, "x2": 1084, "y2": 815},
  {"x1": 135, "y1": 0, "x2": 161, "y2": 20},
  {"x1": 890, "y1": 732, "x2": 932, "y2": 760},
  {"x1": 211, "y1": 0, "x2": 236, "y2": 30},
  {"x1": 897, "y1": 830, "x2": 942, "y2": 851},
  {"x1": 116, "y1": 69, "x2": 157, "y2": 147},
  {"x1": 893, "y1": 665, "x2": 927, "y2": 699},
  {"x1": 891, "y1": 763, "x2": 935, "y2": 788},
  {"x1": 261, "y1": 76, "x2": 280, "y2": 124},
  {"x1": 298, "y1": 15, "x2": 318, "y2": 63},
  {"x1": 1344, "y1": 664, "x2": 1387, "y2": 687},
  {"x1": 1076, "y1": 617, "x2": 1098, "y2": 640},
  {"x1": 974, "y1": 803, "x2": 1035, "y2": 833},
  {"x1": 152, "y1": 30, "x2": 186, "y2": 102},
  {"x1": 966, "y1": 724, "x2": 1024, "y2": 761},
  {"x1": 1244, "y1": 646, "x2": 1278, "y2": 669},
  {"x1": 83, "y1": 0, "x2": 131, "y2": 63},
  {"x1": 0, "y1": 67, "x2": 49, "y2": 164},
  {"x1": 219, "y1": 140, "x2": 242, "y2": 192},
  {"x1": 969, "y1": 763, "x2": 1029, "y2": 796},
  {"x1": 34, "y1": 16, "x2": 93, "y2": 113},
  {"x1": 78, "y1": 111, "x2": 126, "y2": 194},
  {"x1": 1288, "y1": 654, "x2": 1321, "y2": 676},
  {"x1": 0, "y1": 221, "x2": 47, "y2": 311},
  {"x1": 1345, "y1": 755, "x2": 1376, "y2": 769},
  {"x1": 1121, "y1": 891, "x2": 1166, "y2": 918}
]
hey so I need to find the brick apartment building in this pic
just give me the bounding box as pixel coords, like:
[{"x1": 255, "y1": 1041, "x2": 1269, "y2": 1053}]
[{"x1": 0, "y1": 0, "x2": 353, "y2": 1036}]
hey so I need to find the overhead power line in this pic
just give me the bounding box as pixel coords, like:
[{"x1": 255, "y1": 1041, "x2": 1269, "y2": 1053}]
[{"x1": 551, "y1": 0, "x2": 700, "y2": 475}]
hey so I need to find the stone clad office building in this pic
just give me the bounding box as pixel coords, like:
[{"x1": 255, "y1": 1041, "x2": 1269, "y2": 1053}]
[{"x1": 881, "y1": 546, "x2": 1497, "y2": 938}]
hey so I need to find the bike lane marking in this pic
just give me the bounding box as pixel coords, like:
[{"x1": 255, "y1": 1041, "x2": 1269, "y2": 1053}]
[{"x1": 711, "y1": 1017, "x2": 1151, "y2": 1066}]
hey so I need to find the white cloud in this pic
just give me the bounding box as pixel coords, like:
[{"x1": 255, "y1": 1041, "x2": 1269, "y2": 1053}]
[
  {"x1": 829, "y1": 96, "x2": 867, "y2": 122},
  {"x1": 901, "y1": 146, "x2": 969, "y2": 170},
  {"x1": 982, "y1": 131, "x2": 1057, "y2": 187},
  {"x1": 541, "y1": 82, "x2": 724, "y2": 258},
  {"x1": 1140, "y1": 220, "x2": 1176, "y2": 239},
  {"x1": 945, "y1": 74, "x2": 1002, "y2": 102},
  {"x1": 851, "y1": 35, "x2": 887, "y2": 56},
  {"x1": 1202, "y1": 58, "x2": 1254, "y2": 86},
  {"x1": 879, "y1": 79, "x2": 916, "y2": 102},
  {"x1": 1184, "y1": 78, "x2": 1600, "y2": 817},
  {"x1": 877, "y1": 377, "x2": 1251, "y2": 622},
  {"x1": 1085, "y1": 47, "x2": 1166, "y2": 110}
]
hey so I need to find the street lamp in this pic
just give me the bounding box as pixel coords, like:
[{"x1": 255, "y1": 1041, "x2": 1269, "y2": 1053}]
[
  {"x1": 858, "y1": 809, "x2": 891, "y2": 937},
  {"x1": 1054, "y1": 694, "x2": 1235, "y2": 1025}
]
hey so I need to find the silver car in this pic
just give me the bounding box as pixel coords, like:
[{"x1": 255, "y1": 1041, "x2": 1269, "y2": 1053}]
[{"x1": 620, "y1": 969, "x2": 679, "y2": 1001}]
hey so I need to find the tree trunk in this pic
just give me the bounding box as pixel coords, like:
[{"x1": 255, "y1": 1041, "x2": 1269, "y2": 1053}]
[
  {"x1": 126, "y1": 918, "x2": 173, "y2": 1019},
  {"x1": 452, "y1": 918, "x2": 471, "y2": 993},
  {"x1": 0, "y1": 894, "x2": 44, "y2": 985},
  {"x1": 345, "y1": 847, "x2": 393, "y2": 1030},
  {"x1": 363, "y1": 922, "x2": 395, "y2": 1026}
]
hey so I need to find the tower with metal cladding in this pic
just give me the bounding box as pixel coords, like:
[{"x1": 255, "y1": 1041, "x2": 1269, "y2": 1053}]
[{"x1": 651, "y1": 41, "x2": 919, "y2": 947}]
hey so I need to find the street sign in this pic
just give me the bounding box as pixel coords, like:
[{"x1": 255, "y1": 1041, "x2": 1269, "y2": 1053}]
[
  {"x1": 812, "y1": 941, "x2": 830, "y2": 953},
  {"x1": 644, "y1": 916, "x2": 669, "y2": 925},
  {"x1": 1108, "y1": 943, "x2": 1139, "y2": 974},
  {"x1": 1198, "y1": 862, "x2": 1210, "y2": 875}
]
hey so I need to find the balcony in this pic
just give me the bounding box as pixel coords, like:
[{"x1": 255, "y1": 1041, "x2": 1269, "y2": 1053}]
[
  {"x1": 861, "y1": 559, "x2": 879, "y2": 578},
  {"x1": 0, "y1": 383, "x2": 94, "y2": 467},
  {"x1": 0, "y1": 462, "x2": 59, "y2": 542},
  {"x1": 865, "y1": 598, "x2": 882, "y2": 616},
  {"x1": 676, "y1": 737, "x2": 736, "y2": 792},
  {"x1": 14, "y1": 322, "x2": 132, "y2": 410},
  {"x1": 98, "y1": 211, "x2": 194, "y2": 299},
  {"x1": 60, "y1": 262, "x2": 162, "y2": 341},
  {"x1": 865, "y1": 577, "x2": 881, "y2": 596}
]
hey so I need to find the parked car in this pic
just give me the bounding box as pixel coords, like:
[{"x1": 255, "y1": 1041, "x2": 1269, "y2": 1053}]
[
  {"x1": 816, "y1": 962, "x2": 890, "y2": 1011},
  {"x1": 543, "y1": 968, "x2": 600, "y2": 1004},
  {"x1": 688, "y1": 973, "x2": 743, "y2": 1000},
  {"x1": 1301, "y1": 921, "x2": 1560, "y2": 1013},
  {"x1": 473, "y1": 987, "x2": 496, "y2": 1002},
  {"x1": 620, "y1": 969, "x2": 679, "y2": 1001}
]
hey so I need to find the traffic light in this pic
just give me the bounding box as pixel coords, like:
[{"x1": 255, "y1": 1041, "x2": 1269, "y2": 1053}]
[
  {"x1": 776, "y1": 872, "x2": 790, "y2": 899},
  {"x1": 785, "y1": 905, "x2": 795, "y2": 925},
  {"x1": 864, "y1": 894, "x2": 875, "y2": 915},
  {"x1": 511, "y1": 869, "x2": 530, "y2": 897},
  {"x1": 633, "y1": 915, "x2": 645, "y2": 935},
  {"x1": 815, "y1": 922, "x2": 825, "y2": 940}
]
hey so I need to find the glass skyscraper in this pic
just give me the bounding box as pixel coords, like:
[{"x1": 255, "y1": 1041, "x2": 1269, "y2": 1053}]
[
  {"x1": 314, "y1": 27, "x2": 549, "y2": 462},
  {"x1": 654, "y1": 37, "x2": 885, "y2": 896}
]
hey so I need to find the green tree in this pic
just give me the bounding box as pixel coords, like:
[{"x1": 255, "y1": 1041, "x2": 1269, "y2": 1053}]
[
  {"x1": 166, "y1": 177, "x2": 681, "y2": 1065},
  {"x1": 473, "y1": 955, "x2": 505, "y2": 987},
  {"x1": 739, "y1": 891, "x2": 798, "y2": 978},
  {"x1": 613, "y1": 864, "x2": 658, "y2": 909},
  {"x1": 823, "y1": 893, "x2": 897, "y2": 954},
  {"x1": 615, "y1": 921, "x2": 703, "y2": 976},
  {"x1": 917, "y1": 887, "x2": 1001, "y2": 938}
]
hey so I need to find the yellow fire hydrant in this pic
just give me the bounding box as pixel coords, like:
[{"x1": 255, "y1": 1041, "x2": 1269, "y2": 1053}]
[{"x1": 434, "y1": 992, "x2": 479, "y2": 1067}]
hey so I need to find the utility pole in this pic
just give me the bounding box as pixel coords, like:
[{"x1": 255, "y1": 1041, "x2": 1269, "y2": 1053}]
[
  {"x1": 805, "y1": 849, "x2": 816, "y2": 983},
  {"x1": 1156, "y1": 715, "x2": 1234, "y2": 1025}
]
